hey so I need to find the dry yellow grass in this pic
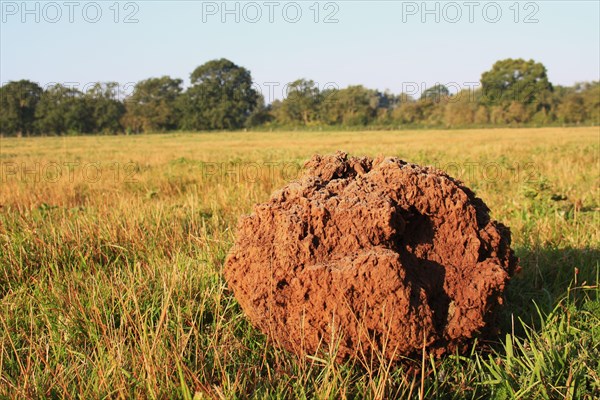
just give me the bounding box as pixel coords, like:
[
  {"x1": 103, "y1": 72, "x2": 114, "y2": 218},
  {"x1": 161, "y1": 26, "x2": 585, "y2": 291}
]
[{"x1": 0, "y1": 127, "x2": 598, "y2": 398}]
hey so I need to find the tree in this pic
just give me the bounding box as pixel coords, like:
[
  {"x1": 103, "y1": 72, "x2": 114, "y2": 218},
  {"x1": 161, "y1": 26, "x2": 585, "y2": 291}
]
[
  {"x1": 245, "y1": 94, "x2": 272, "y2": 127},
  {"x1": 86, "y1": 82, "x2": 125, "y2": 134},
  {"x1": 550, "y1": 82, "x2": 599, "y2": 125},
  {"x1": 0, "y1": 80, "x2": 43, "y2": 136},
  {"x1": 180, "y1": 59, "x2": 258, "y2": 130},
  {"x1": 557, "y1": 93, "x2": 586, "y2": 124},
  {"x1": 276, "y1": 79, "x2": 322, "y2": 125},
  {"x1": 35, "y1": 84, "x2": 92, "y2": 134},
  {"x1": 474, "y1": 105, "x2": 489, "y2": 125},
  {"x1": 391, "y1": 98, "x2": 429, "y2": 125},
  {"x1": 443, "y1": 89, "x2": 477, "y2": 127},
  {"x1": 421, "y1": 84, "x2": 450, "y2": 102},
  {"x1": 489, "y1": 106, "x2": 508, "y2": 125},
  {"x1": 506, "y1": 101, "x2": 530, "y2": 124},
  {"x1": 320, "y1": 85, "x2": 378, "y2": 126},
  {"x1": 123, "y1": 76, "x2": 182, "y2": 133},
  {"x1": 480, "y1": 58, "x2": 553, "y2": 111},
  {"x1": 580, "y1": 81, "x2": 599, "y2": 124}
]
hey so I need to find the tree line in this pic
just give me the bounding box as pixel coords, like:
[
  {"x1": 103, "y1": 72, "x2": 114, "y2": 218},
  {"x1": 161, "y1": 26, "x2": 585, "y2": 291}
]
[{"x1": 1, "y1": 58, "x2": 598, "y2": 136}]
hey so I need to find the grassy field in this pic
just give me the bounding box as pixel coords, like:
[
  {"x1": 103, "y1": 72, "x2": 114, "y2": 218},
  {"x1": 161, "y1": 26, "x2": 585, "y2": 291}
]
[{"x1": 1, "y1": 127, "x2": 599, "y2": 399}]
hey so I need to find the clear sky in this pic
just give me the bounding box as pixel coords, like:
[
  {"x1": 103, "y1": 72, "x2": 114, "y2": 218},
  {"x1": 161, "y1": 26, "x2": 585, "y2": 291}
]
[{"x1": 1, "y1": 1, "x2": 599, "y2": 101}]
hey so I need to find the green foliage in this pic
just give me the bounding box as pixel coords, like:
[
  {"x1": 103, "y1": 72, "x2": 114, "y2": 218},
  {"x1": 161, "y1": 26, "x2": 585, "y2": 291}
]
[
  {"x1": 85, "y1": 82, "x2": 126, "y2": 134},
  {"x1": 34, "y1": 83, "x2": 124, "y2": 135},
  {"x1": 244, "y1": 94, "x2": 272, "y2": 128},
  {"x1": 443, "y1": 90, "x2": 479, "y2": 126},
  {"x1": 0, "y1": 80, "x2": 43, "y2": 136},
  {"x1": 275, "y1": 79, "x2": 322, "y2": 125},
  {"x1": 479, "y1": 294, "x2": 600, "y2": 399},
  {"x1": 421, "y1": 84, "x2": 450, "y2": 102},
  {"x1": 556, "y1": 82, "x2": 600, "y2": 124},
  {"x1": 123, "y1": 76, "x2": 183, "y2": 133},
  {"x1": 320, "y1": 85, "x2": 379, "y2": 126},
  {"x1": 179, "y1": 58, "x2": 259, "y2": 130},
  {"x1": 391, "y1": 98, "x2": 433, "y2": 125},
  {"x1": 480, "y1": 58, "x2": 553, "y2": 111},
  {"x1": 1, "y1": 59, "x2": 598, "y2": 136},
  {"x1": 35, "y1": 84, "x2": 92, "y2": 134}
]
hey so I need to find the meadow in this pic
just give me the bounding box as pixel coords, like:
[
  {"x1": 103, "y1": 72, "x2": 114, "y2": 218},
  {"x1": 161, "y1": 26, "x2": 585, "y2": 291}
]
[{"x1": 0, "y1": 127, "x2": 598, "y2": 399}]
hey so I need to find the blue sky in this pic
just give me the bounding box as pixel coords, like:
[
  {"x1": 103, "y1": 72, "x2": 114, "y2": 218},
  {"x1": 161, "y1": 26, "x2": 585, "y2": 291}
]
[{"x1": 1, "y1": 1, "x2": 598, "y2": 101}]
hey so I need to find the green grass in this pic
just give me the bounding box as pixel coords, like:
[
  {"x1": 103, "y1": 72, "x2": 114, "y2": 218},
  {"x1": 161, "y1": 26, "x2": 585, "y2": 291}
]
[{"x1": 1, "y1": 127, "x2": 599, "y2": 399}]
